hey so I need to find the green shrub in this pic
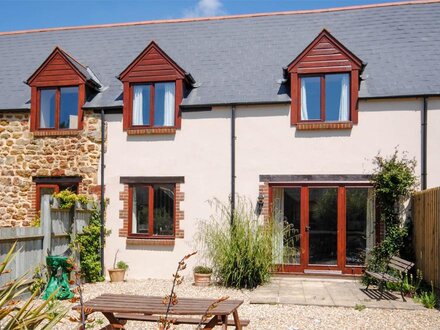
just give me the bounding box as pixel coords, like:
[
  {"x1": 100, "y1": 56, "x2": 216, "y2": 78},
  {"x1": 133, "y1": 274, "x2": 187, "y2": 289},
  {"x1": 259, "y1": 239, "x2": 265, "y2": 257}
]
[
  {"x1": 415, "y1": 282, "x2": 437, "y2": 309},
  {"x1": 197, "y1": 198, "x2": 275, "y2": 289},
  {"x1": 364, "y1": 149, "x2": 417, "y2": 276},
  {"x1": 116, "y1": 261, "x2": 129, "y2": 271},
  {"x1": 29, "y1": 264, "x2": 48, "y2": 295},
  {"x1": 73, "y1": 204, "x2": 107, "y2": 283},
  {"x1": 194, "y1": 266, "x2": 213, "y2": 274},
  {"x1": 385, "y1": 270, "x2": 422, "y2": 297},
  {"x1": 53, "y1": 190, "x2": 91, "y2": 209}
]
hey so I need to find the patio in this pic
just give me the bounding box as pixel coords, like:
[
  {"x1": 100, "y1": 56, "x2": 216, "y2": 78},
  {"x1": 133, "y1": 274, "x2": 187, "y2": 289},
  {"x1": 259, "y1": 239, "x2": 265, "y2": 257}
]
[{"x1": 250, "y1": 275, "x2": 424, "y2": 310}]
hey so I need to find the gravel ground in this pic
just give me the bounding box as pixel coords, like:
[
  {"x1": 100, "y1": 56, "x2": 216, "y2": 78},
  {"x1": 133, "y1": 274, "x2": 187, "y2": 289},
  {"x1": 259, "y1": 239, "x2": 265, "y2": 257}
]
[{"x1": 54, "y1": 279, "x2": 440, "y2": 330}]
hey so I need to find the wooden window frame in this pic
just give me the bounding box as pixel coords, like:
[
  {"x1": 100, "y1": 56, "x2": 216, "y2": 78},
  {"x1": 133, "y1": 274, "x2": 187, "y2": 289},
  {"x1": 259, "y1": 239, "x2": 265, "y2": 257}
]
[
  {"x1": 128, "y1": 81, "x2": 178, "y2": 129},
  {"x1": 298, "y1": 73, "x2": 351, "y2": 123},
  {"x1": 287, "y1": 29, "x2": 363, "y2": 128},
  {"x1": 128, "y1": 183, "x2": 176, "y2": 239},
  {"x1": 35, "y1": 85, "x2": 83, "y2": 131},
  {"x1": 269, "y1": 182, "x2": 373, "y2": 275}
]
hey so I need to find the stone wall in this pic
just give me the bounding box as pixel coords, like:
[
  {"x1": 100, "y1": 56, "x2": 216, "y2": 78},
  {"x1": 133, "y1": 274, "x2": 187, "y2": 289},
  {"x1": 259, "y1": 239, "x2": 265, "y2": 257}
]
[{"x1": 0, "y1": 110, "x2": 103, "y2": 227}]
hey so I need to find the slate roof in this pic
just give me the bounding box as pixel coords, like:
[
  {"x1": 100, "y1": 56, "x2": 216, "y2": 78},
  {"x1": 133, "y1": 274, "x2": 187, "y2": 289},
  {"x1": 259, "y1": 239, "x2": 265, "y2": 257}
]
[{"x1": 0, "y1": 1, "x2": 439, "y2": 111}]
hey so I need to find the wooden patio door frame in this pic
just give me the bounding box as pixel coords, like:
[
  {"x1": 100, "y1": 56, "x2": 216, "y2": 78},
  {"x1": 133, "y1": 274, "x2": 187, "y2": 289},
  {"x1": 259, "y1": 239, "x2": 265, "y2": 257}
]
[{"x1": 270, "y1": 183, "x2": 369, "y2": 275}]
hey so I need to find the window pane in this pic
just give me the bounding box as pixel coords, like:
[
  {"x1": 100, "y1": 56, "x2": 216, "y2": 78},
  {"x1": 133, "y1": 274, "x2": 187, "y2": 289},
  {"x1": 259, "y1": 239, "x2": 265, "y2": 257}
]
[
  {"x1": 154, "y1": 82, "x2": 175, "y2": 127},
  {"x1": 325, "y1": 73, "x2": 350, "y2": 121},
  {"x1": 309, "y1": 188, "x2": 338, "y2": 265},
  {"x1": 132, "y1": 85, "x2": 151, "y2": 126},
  {"x1": 60, "y1": 87, "x2": 79, "y2": 129},
  {"x1": 39, "y1": 89, "x2": 56, "y2": 128},
  {"x1": 283, "y1": 188, "x2": 301, "y2": 264},
  {"x1": 346, "y1": 188, "x2": 375, "y2": 265},
  {"x1": 153, "y1": 184, "x2": 174, "y2": 236},
  {"x1": 300, "y1": 77, "x2": 321, "y2": 120},
  {"x1": 132, "y1": 186, "x2": 149, "y2": 234}
]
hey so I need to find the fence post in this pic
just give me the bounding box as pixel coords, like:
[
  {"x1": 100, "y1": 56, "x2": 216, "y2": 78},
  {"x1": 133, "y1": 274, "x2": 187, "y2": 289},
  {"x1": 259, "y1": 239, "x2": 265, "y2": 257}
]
[{"x1": 42, "y1": 195, "x2": 52, "y2": 258}]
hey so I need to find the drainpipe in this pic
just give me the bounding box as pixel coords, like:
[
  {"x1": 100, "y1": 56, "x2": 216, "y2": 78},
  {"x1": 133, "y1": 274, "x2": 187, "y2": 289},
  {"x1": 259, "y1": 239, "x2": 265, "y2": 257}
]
[
  {"x1": 231, "y1": 105, "x2": 236, "y2": 225},
  {"x1": 100, "y1": 108, "x2": 106, "y2": 276},
  {"x1": 421, "y1": 97, "x2": 428, "y2": 190}
]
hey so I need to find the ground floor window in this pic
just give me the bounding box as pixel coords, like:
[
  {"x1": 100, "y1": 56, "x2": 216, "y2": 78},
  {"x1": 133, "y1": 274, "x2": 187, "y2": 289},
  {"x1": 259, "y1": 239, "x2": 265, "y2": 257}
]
[
  {"x1": 271, "y1": 184, "x2": 375, "y2": 274},
  {"x1": 129, "y1": 184, "x2": 175, "y2": 237}
]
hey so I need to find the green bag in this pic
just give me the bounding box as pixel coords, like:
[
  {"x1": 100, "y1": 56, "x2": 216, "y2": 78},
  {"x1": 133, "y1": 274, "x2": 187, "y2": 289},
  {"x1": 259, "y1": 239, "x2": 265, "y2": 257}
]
[{"x1": 42, "y1": 256, "x2": 74, "y2": 300}]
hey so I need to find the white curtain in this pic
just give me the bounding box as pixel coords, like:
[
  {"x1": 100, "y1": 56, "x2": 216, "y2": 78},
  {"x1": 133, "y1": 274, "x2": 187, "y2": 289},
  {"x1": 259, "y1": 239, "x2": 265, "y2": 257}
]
[
  {"x1": 272, "y1": 188, "x2": 284, "y2": 264},
  {"x1": 39, "y1": 92, "x2": 53, "y2": 128},
  {"x1": 366, "y1": 188, "x2": 376, "y2": 252},
  {"x1": 338, "y1": 74, "x2": 349, "y2": 121},
  {"x1": 132, "y1": 190, "x2": 137, "y2": 233},
  {"x1": 163, "y1": 83, "x2": 175, "y2": 126},
  {"x1": 132, "y1": 86, "x2": 144, "y2": 126},
  {"x1": 300, "y1": 79, "x2": 308, "y2": 120}
]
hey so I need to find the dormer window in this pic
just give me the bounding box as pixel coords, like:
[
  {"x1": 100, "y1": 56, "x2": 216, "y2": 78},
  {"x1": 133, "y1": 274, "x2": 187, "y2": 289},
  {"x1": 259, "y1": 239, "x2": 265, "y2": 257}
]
[
  {"x1": 26, "y1": 47, "x2": 102, "y2": 135},
  {"x1": 39, "y1": 86, "x2": 79, "y2": 129},
  {"x1": 131, "y1": 82, "x2": 175, "y2": 127},
  {"x1": 119, "y1": 41, "x2": 194, "y2": 134},
  {"x1": 300, "y1": 73, "x2": 350, "y2": 122},
  {"x1": 287, "y1": 30, "x2": 363, "y2": 130}
]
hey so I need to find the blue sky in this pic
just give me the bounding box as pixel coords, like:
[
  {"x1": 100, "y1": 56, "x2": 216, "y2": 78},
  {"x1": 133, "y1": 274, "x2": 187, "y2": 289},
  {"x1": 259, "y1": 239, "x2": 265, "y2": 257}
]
[{"x1": 1, "y1": 0, "x2": 398, "y2": 32}]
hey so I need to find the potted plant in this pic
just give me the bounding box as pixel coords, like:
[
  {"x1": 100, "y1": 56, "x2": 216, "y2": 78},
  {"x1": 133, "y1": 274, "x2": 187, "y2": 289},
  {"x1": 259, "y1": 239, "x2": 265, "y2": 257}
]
[
  {"x1": 108, "y1": 251, "x2": 129, "y2": 282},
  {"x1": 193, "y1": 266, "x2": 213, "y2": 287}
]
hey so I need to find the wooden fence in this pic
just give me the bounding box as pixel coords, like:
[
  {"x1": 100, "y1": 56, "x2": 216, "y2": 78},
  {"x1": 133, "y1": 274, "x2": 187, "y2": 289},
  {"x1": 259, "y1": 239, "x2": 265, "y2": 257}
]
[
  {"x1": 412, "y1": 187, "x2": 440, "y2": 289},
  {"x1": 0, "y1": 196, "x2": 93, "y2": 286}
]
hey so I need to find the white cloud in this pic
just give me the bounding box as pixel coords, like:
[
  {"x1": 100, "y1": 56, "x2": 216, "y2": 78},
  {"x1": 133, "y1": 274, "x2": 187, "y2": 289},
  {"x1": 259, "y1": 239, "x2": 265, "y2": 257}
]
[{"x1": 183, "y1": 0, "x2": 226, "y2": 18}]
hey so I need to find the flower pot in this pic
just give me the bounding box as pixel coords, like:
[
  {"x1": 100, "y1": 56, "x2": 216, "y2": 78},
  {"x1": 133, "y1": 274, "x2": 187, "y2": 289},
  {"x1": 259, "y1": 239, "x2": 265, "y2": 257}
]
[
  {"x1": 108, "y1": 269, "x2": 126, "y2": 282},
  {"x1": 194, "y1": 272, "x2": 212, "y2": 287}
]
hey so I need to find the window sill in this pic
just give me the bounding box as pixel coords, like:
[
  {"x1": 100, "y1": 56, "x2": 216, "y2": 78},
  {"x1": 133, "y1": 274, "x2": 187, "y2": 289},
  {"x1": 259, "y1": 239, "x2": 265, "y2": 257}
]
[
  {"x1": 126, "y1": 127, "x2": 177, "y2": 135},
  {"x1": 126, "y1": 238, "x2": 175, "y2": 246},
  {"x1": 33, "y1": 130, "x2": 82, "y2": 137},
  {"x1": 296, "y1": 122, "x2": 353, "y2": 131}
]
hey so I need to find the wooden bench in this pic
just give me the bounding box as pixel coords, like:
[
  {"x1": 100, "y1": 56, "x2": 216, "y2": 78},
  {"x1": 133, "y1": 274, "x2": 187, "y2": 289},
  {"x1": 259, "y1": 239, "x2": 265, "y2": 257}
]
[{"x1": 365, "y1": 255, "x2": 414, "y2": 301}]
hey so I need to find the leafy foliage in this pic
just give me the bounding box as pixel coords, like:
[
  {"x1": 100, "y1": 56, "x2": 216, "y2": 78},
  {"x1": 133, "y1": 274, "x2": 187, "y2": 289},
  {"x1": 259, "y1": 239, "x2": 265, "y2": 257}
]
[
  {"x1": 29, "y1": 264, "x2": 48, "y2": 295},
  {"x1": 0, "y1": 242, "x2": 66, "y2": 329},
  {"x1": 116, "y1": 261, "x2": 129, "y2": 271},
  {"x1": 386, "y1": 270, "x2": 423, "y2": 297},
  {"x1": 366, "y1": 149, "x2": 417, "y2": 272},
  {"x1": 53, "y1": 190, "x2": 91, "y2": 209},
  {"x1": 194, "y1": 266, "x2": 213, "y2": 274},
  {"x1": 197, "y1": 198, "x2": 275, "y2": 289},
  {"x1": 415, "y1": 282, "x2": 437, "y2": 309},
  {"x1": 73, "y1": 205, "x2": 106, "y2": 283}
]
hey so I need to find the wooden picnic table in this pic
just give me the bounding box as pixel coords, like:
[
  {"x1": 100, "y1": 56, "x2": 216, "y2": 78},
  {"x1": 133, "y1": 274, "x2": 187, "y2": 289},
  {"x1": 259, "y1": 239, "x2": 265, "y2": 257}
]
[{"x1": 74, "y1": 293, "x2": 248, "y2": 329}]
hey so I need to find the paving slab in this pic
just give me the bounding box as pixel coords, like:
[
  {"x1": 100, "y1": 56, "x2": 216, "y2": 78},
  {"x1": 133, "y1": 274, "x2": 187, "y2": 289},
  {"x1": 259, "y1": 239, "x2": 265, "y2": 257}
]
[{"x1": 250, "y1": 276, "x2": 425, "y2": 310}]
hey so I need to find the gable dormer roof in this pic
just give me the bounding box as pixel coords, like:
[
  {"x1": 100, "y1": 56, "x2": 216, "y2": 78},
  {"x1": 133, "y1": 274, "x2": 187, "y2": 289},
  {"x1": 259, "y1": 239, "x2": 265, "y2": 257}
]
[
  {"x1": 26, "y1": 47, "x2": 102, "y2": 89},
  {"x1": 118, "y1": 41, "x2": 194, "y2": 84},
  {"x1": 287, "y1": 29, "x2": 363, "y2": 74}
]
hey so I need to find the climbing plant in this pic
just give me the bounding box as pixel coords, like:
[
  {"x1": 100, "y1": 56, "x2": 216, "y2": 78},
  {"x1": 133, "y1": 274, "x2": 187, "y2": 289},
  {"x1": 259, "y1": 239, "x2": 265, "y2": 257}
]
[
  {"x1": 366, "y1": 149, "x2": 417, "y2": 271},
  {"x1": 73, "y1": 204, "x2": 108, "y2": 283}
]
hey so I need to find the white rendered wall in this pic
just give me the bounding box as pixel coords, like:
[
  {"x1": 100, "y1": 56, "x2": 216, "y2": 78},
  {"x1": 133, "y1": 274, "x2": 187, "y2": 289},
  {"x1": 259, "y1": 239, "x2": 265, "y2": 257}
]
[{"x1": 103, "y1": 97, "x2": 439, "y2": 279}]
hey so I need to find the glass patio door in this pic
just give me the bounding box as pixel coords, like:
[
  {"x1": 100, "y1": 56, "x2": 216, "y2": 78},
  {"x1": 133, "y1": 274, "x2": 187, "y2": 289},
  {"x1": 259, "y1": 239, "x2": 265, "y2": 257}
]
[
  {"x1": 307, "y1": 187, "x2": 338, "y2": 266},
  {"x1": 271, "y1": 185, "x2": 375, "y2": 274}
]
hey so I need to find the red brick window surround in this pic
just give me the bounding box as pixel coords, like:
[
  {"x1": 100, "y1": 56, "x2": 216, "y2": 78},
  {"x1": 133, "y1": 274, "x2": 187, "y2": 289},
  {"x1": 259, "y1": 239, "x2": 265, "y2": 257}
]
[
  {"x1": 287, "y1": 29, "x2": 363, "y2": 130},
  {"x1": 26, "y1": 47, "x2": 88, "y2": 133},
  {"x1": 118, "y1": 41, "x2": 190, "y2": 134},
  {"x1": 119, "y1": 177, "x2": 184, "y2": 245}
]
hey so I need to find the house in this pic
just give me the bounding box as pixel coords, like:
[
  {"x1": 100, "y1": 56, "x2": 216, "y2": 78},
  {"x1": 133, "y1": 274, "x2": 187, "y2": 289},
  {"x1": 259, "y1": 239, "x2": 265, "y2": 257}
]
[{"x1": 0, "y1": 0, "x2": 439, "y2": 279}]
